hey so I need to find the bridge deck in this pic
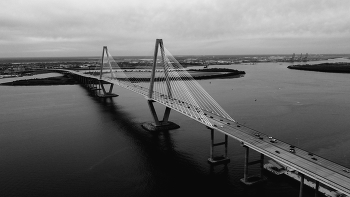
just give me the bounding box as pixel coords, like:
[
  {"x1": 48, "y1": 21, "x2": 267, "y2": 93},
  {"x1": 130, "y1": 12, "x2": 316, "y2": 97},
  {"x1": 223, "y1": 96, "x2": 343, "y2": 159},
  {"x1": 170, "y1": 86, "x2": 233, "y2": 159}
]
[
  {"x1": 67, "y1": 70, "x2": 350, "y2": 196},
  {"x1": 208, "y1": 116, "x2": 350, "y2": 195}
]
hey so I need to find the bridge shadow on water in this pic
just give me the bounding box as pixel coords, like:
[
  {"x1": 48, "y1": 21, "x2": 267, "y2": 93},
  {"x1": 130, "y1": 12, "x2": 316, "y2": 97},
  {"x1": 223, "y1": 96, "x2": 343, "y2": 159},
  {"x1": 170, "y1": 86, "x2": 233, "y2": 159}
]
[
  {"x1": 79, "y1": 88, "x2": 241, "y2": 197},
  {"x1": 72, "y1": 87, "x2": 315, "y2": 197}
]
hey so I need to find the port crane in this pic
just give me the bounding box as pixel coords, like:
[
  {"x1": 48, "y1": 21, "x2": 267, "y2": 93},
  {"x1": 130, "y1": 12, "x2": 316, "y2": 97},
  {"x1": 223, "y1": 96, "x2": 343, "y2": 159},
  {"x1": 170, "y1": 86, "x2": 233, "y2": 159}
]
[
  {"x1": 290, "y1": 53, "x2": 295, "y2": 62},
  {"x1": 298, "y1": 53, "x2": 303, "y2": 62},
  {"x1": 302, "y1": 53, "x2": 308, "y2": 62}
]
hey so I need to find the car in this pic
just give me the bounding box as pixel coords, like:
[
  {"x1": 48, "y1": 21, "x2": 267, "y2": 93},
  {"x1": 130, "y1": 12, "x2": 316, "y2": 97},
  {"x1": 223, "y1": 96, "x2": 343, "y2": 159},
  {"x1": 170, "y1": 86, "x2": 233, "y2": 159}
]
[
  {"x1": 271, "y1": 139, "x2": 277, "y2": 143},
  {"x1": 275, "y1": 151, "x2": 280, "y2": 154},
  {"x1": 255, "y1": 133, "x2": 263, "y2": 139},
  {"x1": 343, "y1": 169, "x2": 350, "y2": 173},
  {"x1": 268, "y1": 136, "x2": 273, "y2": 139},
  {"x1": 289, "y1": 148, "x2": 295, "y2": 153},
  {"x1": 312, "y1": 157, "x2": 317, "y2": 161}
]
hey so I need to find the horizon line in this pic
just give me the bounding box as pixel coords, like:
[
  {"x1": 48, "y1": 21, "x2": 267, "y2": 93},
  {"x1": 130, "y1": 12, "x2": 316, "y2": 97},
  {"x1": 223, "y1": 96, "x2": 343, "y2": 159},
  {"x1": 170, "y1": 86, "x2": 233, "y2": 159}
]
[{"x1": 1, "y1": 53, "x2": 350, "y2": 59}]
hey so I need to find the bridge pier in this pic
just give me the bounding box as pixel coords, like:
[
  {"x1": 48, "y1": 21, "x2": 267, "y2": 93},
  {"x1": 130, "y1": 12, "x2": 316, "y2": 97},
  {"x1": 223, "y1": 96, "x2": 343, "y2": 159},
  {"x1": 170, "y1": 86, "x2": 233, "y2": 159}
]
[
  {"x1": 96, "y1": 80, "x2": 118, "y2": 98},
  {"x1": 298, "y1": 172, "x2": 321, "y2": 197},
  {"x1": 73, "y1": 74, "x2": 117, "y2": 98},
  {"x1": 87, "y1": 78, "x2": 93, "y2": 90},
  {"x1": 142, "y1": 100, "x2": 180, "y2": 132},
  {"x1": 240, "y1": 145, "x2": 267, "y2": 185},
  {"x1": 89, "y1": 79, "x2": 100, "y2": 93},
  {"x1": 207, "y1": 127, "x2": 230, "y2": 165}
]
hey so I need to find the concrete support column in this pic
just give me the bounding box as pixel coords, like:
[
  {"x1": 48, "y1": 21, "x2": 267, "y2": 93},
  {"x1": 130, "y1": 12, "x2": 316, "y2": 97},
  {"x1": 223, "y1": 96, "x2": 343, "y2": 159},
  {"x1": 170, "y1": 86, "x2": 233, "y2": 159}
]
[
  {"x1": 240, "y1": 145, "x2": 267, "y2": 185},
  {"x1": 99, "y1": 80, "x2": 107, "y2": 94},
  {"x1": 243, "y1": 146, "x2": 249, "y2": 182},
  {"x1": 147, "y1": 100, "x2": 161, "y2": 126},
  {"x1": 224, "y1": 134, "x2": 228, "y2": 158},
  {"x1": 260, "y1": 153, "x2": 264, "y2": 178},
  {"x1": 108, "y1": 84, "x2": 114, "y2": 94},
  {"x1": 210, "y1": 128, "x2": 214, "y2": 159},
  {"x1": 162, "y1": 107, "x2": 171, "y2": 124},
  {"x1": 299, "y1": 173, "x2": 304, "y2": 197},
  {"x1": 207, "y1": 128, "x2": 230, "y2": 165},
  {"x1": 315, "y1": 181, "x2": 319, "y2": 197}
]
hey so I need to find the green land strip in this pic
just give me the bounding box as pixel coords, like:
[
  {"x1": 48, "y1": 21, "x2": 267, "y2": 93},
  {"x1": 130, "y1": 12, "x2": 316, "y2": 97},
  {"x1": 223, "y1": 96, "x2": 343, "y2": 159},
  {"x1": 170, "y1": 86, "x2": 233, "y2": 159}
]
[{"x1": 288, "y1": 63, "x2": 350, "y2": 73}]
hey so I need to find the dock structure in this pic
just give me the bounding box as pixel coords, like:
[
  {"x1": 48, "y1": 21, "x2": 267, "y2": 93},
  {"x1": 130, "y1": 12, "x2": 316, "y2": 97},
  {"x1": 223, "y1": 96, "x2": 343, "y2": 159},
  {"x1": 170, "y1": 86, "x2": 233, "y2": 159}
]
[{"x1": 57, "y1": 39, "x2": 350, "y2": 197}]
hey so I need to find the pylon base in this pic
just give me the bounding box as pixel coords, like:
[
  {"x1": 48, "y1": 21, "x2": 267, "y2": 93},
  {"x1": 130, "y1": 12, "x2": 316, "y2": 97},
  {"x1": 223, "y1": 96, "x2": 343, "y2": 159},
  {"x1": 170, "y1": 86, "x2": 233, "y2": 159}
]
[
  {"x1": 90, "y1": 87, "x2": 101, "y2": 91},
  {"x1": 142, "y1": 121, "x2": 180, "y2": 132},
  {"x1": 208, "y1": 156, "x2": 230, "y2": 165},
  {"x1": 96, "y1": 93, "x2": 119, "y2": 98},
  {"x1": 240, "y1": 176, "x2": 267, "y2": 186}
]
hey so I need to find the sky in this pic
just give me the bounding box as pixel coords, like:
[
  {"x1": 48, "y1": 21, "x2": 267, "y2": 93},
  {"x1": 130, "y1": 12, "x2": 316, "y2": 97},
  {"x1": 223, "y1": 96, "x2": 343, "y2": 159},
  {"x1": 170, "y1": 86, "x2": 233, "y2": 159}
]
[{"x1": 0, "y1": 0, "x2": 350, "y2": 57}]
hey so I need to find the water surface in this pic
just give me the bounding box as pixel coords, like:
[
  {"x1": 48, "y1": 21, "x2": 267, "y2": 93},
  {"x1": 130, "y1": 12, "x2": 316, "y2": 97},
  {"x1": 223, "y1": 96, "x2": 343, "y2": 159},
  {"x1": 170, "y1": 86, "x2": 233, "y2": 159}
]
[{"x1": 1, "y1": 59, "x2": 350, "y2": 196}]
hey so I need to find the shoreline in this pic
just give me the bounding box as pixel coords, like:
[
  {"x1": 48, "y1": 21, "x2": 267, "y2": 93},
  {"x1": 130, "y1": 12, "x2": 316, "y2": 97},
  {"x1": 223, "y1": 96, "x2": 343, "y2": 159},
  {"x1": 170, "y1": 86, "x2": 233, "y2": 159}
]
[
  {"x1": 288, "y1": 62, "x2": 350, "y2": 73},
  {"x1": 0, "y1": 74, "x2": 78, "y2": 86},
  {"x1": 1, "y1": 68, "x2": 245, "y2": 86}
]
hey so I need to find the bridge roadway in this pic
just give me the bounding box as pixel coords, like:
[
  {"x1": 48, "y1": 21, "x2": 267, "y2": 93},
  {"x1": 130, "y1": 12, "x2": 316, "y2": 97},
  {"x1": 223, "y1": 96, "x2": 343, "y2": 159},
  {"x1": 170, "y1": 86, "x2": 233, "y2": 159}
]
[{"x1": 65, "y1": 70, "x2": 350, "y2": 196}]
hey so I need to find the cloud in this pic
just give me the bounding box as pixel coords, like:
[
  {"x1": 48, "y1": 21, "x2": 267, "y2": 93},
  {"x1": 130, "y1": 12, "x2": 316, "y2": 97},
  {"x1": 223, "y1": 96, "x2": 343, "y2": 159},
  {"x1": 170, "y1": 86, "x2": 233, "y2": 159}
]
[{"x1": 0, "y1": 0, "x2": 349, "y2": 57}]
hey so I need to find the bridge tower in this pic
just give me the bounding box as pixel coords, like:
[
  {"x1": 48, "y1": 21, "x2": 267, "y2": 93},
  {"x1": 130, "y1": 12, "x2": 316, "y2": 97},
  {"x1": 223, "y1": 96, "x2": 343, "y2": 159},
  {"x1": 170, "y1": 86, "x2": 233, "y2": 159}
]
[
  {"x1": 96, "y1": 46, "x2": 119, "y2": 98},
  {"x1": 142, "y1": 39, "x2": 180, "y2": 132}
]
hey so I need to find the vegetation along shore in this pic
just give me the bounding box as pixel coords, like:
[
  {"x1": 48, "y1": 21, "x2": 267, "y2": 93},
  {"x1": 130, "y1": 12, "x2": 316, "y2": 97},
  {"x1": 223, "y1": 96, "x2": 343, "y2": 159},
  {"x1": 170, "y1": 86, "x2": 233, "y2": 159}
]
[
  {"x1": 288, "y1": 62, "x2": 350, "y2": 73},
  {"x1": 1, "y1": 68, "x2": 245, "y2": 86}
]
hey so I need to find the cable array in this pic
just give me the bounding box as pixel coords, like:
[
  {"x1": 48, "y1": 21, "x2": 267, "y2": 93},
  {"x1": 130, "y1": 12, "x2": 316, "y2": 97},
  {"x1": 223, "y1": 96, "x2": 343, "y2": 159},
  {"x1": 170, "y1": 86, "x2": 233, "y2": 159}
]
[
  {"x1": 150, "y1": 46, "x2": 235, "y2": 123},
  {"x1": 84, "y1": 46, "x2": 235, "y2": 126}
]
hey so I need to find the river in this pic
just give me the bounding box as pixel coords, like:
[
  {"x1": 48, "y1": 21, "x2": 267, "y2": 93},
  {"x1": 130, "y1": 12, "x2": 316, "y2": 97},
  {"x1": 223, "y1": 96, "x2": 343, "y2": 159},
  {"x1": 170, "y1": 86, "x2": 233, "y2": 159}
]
[{"x1": 1, "y1": 58, "x2": 350, "y2": 196}]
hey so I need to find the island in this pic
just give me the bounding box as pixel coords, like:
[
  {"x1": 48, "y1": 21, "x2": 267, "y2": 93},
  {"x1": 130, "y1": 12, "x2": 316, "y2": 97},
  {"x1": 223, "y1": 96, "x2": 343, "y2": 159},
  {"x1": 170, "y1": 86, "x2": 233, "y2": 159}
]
[
  {"x1": 84, "y1": 68, "x2": 245, "y2": 82},
  {"x1": 287, "y1": 62, "x2": 350, "y2": 73},
  {"x1": 187, "y1": 68, "x2": 245, "y2": 79},
  {"x1": 0, "y1": 74, "x2": 78, "y2": 86}
]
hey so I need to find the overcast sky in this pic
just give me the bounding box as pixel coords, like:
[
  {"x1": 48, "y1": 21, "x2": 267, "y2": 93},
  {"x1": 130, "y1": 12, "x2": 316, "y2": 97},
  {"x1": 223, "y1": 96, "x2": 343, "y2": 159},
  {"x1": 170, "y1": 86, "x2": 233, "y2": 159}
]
[{"x1": 1, "y1": 0, "x2": 349, "y2": 57}]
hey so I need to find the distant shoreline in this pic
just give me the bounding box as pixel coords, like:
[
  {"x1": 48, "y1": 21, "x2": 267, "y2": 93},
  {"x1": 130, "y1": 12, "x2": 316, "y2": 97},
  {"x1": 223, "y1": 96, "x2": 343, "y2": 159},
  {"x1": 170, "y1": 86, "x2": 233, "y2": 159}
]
[
  {"x1": 1, "y1": 68, "x2": 245, "y2": 86},
  {"x1": 287, "y1": 62, "x2": 350, "y2": 73},
  {"x1": 0, "y1": 75, "x2": 78, "y2": 86}
]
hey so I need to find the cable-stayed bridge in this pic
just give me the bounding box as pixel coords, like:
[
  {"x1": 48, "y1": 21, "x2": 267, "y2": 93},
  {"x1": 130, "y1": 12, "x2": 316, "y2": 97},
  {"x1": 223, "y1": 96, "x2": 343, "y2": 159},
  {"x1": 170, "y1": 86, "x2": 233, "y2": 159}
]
[{"x1": 61, "y1": 39, "x2": 350, "y2": 197}]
